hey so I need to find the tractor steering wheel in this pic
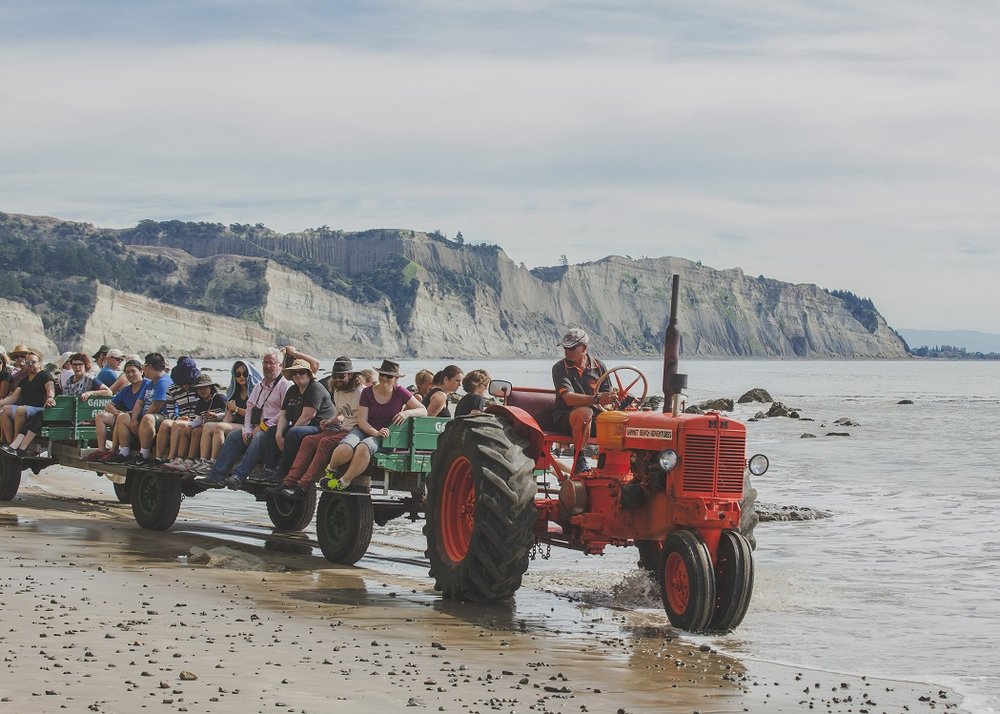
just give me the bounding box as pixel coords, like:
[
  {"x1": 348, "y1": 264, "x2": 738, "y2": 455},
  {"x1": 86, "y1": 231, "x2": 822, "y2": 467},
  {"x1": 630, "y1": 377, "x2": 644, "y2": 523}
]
[{"x1": 594, "y1": 366, "x2": 648, "y2": 411}]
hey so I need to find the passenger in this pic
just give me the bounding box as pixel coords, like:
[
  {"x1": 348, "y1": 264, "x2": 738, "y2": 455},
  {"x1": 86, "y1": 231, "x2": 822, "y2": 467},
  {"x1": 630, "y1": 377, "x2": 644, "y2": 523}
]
[
  {"x1": 323, "y1": 359, "x2": 426, "y2": 492},
  {"x1": 55, "y1": 351, "x2": 74, "y2": 393},
  {"x1": 551, "y1": 328, "x2": 615, "y2": 474},
  {"x1": 96, "y1": 348, "x2": 128, "y2": 392},
  {"x1": 61, "y1": 353, "x2": 112, "y2": 400},
  {"x1": 1, "y1": 346, "x2": 32, "y2": 443},
  {"x1": 0, "y1": 349, "x2": 57, "y2": 456},
  {"x1": 153, "y1": 356, "x2": 201, "y2": 463},
  {"x1": 424, "y1": 365, "x2": 462, "y2": 417},
  {"x1": 280, "y1": 345, "x2": 320, "y2": 374},
  {"x1": 91, "y1": 345, "x2": 110, "y2": 376},
  {"x1": 0, "y1": 353, "x2": 11, "y2": 401},
  {"x1": 267, "y1": 359, "x2": 335, "y2": 486},
  {"x1": 268, "y1": 357, "x2": 363, "y2": 499},
  {"x1": 108, "y1": 353, "x2": 173, "y2": 466},
  {"x1": 412, "y1": 369, "x2": 434, "y2": 405},
  {"x1": 360, "y1": 368, "x2": 377, "y2": 387},
  {"x1": 86, "y1": 359, "x2": 149, "y2": 460},
  {"x1": 194, "y1": 349, "x2": 289, "y2": 489},
  {"x1": 191, "y1": 360, "x2": 261, "y2": 475},
  {"x1": 455, "y1": 369, "x2": 491, "y2": 417},
  {"x1": 164, "y1": 374, "x2": 226, "y2": 471}
]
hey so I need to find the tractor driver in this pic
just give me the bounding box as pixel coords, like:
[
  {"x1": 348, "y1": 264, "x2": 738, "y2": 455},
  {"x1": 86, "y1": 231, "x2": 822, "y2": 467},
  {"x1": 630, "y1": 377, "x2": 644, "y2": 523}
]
[{"x1": 551, "y1": 328, "x2": 615, "y2": 474}]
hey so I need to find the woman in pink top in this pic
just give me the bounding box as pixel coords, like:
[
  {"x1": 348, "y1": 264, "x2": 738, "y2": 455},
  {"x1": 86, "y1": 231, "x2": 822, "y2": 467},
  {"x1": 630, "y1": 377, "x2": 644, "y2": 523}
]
[{"x1": 324, "y1": 359, "x2": 426, "y2": 491}]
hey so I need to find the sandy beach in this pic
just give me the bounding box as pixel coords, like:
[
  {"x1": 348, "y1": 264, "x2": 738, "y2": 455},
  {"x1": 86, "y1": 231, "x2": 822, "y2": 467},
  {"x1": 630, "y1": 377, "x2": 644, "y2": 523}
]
[{"x1": 1, "y1": 467, "x2": 967, "y2": 713}]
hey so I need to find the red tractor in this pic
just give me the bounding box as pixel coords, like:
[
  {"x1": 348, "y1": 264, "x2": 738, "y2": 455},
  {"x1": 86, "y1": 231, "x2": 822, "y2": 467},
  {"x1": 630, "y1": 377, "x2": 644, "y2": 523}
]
[{"x1": 424, "y1": 276, "x2": 768, "y2": 633}]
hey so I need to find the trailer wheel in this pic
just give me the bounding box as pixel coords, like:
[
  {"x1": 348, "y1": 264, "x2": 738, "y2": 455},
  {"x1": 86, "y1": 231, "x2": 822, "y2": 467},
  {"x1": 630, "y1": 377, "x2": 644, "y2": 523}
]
[
  {"x1": 131, "y1": 470, "x2": 182, "y2": 530},
  {"x1": 316, "y1": 491, "x2": 373, "y2": 564},
  {"x1": 660, "y1": 529, "x2": 716, "y2": 632},
  {"x1": 266, "y1": 489, "x2": 317, "y2": 531},
  {"x1": 0, "y1": 457, "x2": 22, "y2": 501},
  {"x1": 635, "y1": 540, "x2": 664, "y2": 579},
  {"x1": 707, "y1": 530, "x2": 754, "y2": 633},
  {"x1": 740, "y1": 470, "x2": 759, "y2": 550},
  {"x1": 110, "y1": 475, "x2": 131, "y2": 504},
  {"x1": 424, "y1": 415, "x2": 537, "y2": 602}
]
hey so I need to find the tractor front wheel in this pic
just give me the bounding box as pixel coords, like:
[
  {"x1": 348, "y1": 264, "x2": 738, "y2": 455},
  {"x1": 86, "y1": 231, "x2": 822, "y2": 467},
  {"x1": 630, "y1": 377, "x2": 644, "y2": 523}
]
[
  {"x1": 424, "y1": 415, "x2": 537, "y2": 601},
  {"x1": 707, "y1": 530, "x2": 754, "y2": 633},
  {"x1": 659, "y1": 529, "x2": 716, "y2": 632},
  {"x1": 316, "y1": 491, "x2": 373, "y2": 564},
  {"x1": 635, "y1": 539, "x2": 664, "y2": 580}
]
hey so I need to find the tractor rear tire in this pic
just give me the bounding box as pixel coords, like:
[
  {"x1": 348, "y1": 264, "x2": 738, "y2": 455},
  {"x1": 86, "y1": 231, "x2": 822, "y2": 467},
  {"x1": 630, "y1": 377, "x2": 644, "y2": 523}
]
[
  {"x1": 266, "y1": 489, "x2": 317, "y2": 531},
  {"x1": 0, "y1": 456, "x2": 22, "y2": 501},
  {"x1": 660, "y1": 529, "x2": 716, "y2": 633},
  {"x1": 707, "y1": 530, "x2": 754, "y2": 633},
  {"x1": 424, "y1": 415, "x2": 537, "y2": 602},
  {"x1": 316, "y1": 491, "x2": 373, "y2": 565},
  {"x1": 740, "y1": 470, "x2": 759, "y2": 550},
  {"x1": 131, "y1": 470, "x2": 182, "y2": 530}
]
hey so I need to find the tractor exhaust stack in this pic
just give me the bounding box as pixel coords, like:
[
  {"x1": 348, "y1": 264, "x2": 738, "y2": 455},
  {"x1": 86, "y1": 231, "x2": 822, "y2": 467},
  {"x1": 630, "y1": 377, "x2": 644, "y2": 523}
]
[{"x1": 662, "y1": 274, "x2": 688, "y2": 416}]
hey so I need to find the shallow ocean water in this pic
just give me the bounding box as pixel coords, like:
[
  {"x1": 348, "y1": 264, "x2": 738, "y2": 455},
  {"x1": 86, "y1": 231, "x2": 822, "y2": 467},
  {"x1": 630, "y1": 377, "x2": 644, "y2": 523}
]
[{"x1": 183, "y1": 357, "x2": 1000, "y2": 712}]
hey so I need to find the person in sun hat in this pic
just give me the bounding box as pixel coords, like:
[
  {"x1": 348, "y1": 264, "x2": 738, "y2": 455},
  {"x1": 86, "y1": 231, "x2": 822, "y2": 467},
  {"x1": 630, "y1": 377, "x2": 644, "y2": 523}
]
[
  {"x1": 0, "y1": 348, "x2": 56, "y2": 455},
  {"x1": 268, "y1": 356, "x2": 365, "y2": 499},
  {"x1": 194, "y1": 348, "x2": 289, "y2": 489},
  {"x1": 321, "y1": 359, "x2": 426, "y2": 492},
  {"x1": 163, "y1": 373, "x2": 227, "y2": 472},
  {"x1": 260, "y1": 358, "x2": 335, "y2": 487},
  {"x1": 552, "y1": 328, "x2": 615, "y2": 475}
]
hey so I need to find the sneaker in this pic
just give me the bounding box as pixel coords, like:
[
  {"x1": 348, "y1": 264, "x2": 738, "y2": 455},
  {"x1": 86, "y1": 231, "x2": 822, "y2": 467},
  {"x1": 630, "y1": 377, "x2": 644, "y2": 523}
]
[
  {"x1": 224, "y1": 475, "x2": 243, "y2": 491},
  {"x1": 175, "y1": 459, "x2": 195, "y2": 473},
  {"x1": 0, "y1": 444, "x2": 16, "y2": 456},
  {"x1": 105, "y1": 452, "x2": 130, "y2": 464},
  {"x1": 189, "y1": 459, "x2": 210, "y2": 475},
  {"x1": 194, "y1": 475, "x2": 225, "y2": 489},
  {"x1": 128, "y1": 454, "x2": 152, "y2": 468},
  {"x1": 84, "y1": 450, "x2": 109, "y2": 462},
  {"x1": 246, "y1": 466, "x2": 277, "y2": 484},
  {"x1": 281, "y1": 487, "x2": 308, "y2": 500}
]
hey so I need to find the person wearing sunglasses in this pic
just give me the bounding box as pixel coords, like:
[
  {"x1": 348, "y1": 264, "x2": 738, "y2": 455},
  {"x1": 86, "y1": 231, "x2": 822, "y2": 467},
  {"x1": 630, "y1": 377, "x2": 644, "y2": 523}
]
[
  {"x1": 0, "y1": 348, "x2": 57, "y2": 456},
  {"x1": 265, "y1": 359, "x2": 335, "y2": 487},
  {"x1": 190, "y1": 360, "x2": 261, "y2": 475},
  {"x1": 60, "y1": 352, "x2": 112, "y2": 401}
]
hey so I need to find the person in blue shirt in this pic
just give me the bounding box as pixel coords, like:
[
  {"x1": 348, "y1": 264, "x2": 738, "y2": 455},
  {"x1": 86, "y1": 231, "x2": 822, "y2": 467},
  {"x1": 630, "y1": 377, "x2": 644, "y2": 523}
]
[
  {"x1": 88, "y1": 359, "x2": 150, "y2": 461},
  {"x1": 105, "y1": 353, "x2": 173, "y2": 467},
  {"x1": 95, "y1": 348, "x2": 127, "y2": 391}
]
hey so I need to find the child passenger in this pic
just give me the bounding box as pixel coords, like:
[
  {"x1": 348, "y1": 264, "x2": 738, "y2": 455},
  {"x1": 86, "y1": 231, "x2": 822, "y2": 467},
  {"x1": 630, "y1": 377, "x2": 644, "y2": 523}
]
[{"x1": 455, "y1": 370, "x2": 490, "y2": 416}]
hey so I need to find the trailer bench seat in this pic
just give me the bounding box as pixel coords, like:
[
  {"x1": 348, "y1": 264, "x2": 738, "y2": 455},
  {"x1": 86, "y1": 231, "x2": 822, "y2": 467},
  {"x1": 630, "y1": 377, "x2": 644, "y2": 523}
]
[
  {"x1": 374, "y1": 416, "x2": 450, "y2": 475},
  {"x1": 39, "y1": 395, "x2": 113, "y2": 446}
]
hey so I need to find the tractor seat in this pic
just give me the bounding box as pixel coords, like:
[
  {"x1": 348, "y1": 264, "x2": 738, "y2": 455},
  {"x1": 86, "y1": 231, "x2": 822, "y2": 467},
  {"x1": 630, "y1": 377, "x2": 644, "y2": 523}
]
[{"x1": 503, "y1": 388, "x2": 558, "y2": 433}]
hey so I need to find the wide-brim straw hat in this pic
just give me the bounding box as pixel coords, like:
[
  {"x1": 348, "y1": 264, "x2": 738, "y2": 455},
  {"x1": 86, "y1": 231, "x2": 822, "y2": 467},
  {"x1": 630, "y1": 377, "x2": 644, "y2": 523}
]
[
  {"x1": 282, "y1": 358, "x2": 316, "y2": 379},
  {"x1": 373, "y1": 359, "x2": 404, "y2": 378},
  {"x1": 10, "y1": 344, "x2": 30, "y2": 358}
]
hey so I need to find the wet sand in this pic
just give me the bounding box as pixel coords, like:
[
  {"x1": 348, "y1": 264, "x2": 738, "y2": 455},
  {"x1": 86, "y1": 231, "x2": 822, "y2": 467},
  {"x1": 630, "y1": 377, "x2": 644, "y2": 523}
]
[{"x1": 1, "y1": 467, "x2": 967, "y2": 713}]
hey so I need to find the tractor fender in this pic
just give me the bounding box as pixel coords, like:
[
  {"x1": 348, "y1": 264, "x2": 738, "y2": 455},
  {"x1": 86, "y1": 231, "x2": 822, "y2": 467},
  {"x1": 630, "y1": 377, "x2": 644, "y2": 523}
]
[{"x1": 485, "y1": 404, "x2": 546, "y2": 460}]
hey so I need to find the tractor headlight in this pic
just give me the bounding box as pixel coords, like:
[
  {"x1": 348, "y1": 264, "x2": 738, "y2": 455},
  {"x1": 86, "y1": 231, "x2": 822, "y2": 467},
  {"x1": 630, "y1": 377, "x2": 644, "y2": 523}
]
[
  {"x1": 748, "y1": 453, "x2": 769, "y2": 476},
  {"x1": 657, "y1": 449, "x2": 679, "y2": 472}
]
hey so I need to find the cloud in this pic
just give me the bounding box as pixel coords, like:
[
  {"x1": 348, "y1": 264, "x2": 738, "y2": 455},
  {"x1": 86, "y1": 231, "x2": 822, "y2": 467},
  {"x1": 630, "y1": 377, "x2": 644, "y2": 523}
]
[{"x1": 2, "y1": 1, "x2": 1000, "y2": 331}]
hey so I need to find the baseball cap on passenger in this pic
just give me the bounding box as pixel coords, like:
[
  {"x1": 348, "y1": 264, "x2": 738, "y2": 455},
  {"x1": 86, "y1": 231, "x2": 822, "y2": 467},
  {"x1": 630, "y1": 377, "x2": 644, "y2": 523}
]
[
  {"x1": 558, "y1": 328, "x2": 589, "y2": 349},
  {"x1": 106, "y1": 348, "x2": 125, "y2": 360},
  {"x1": 92, "y1": 344, "x2": 110, "y2": 359}
]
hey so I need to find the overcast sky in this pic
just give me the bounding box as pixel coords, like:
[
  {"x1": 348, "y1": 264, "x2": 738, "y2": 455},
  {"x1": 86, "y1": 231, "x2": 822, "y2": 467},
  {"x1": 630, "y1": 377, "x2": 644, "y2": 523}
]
[{"x1": 3, "y1": 1, "x2": 999, "y2": 332}]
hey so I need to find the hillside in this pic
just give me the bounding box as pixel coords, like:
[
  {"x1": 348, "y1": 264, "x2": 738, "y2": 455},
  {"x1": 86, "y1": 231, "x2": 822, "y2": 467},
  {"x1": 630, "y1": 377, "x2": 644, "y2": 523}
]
[{"x1": 0, "y1": 211, "x2": 909, "y2": 359}]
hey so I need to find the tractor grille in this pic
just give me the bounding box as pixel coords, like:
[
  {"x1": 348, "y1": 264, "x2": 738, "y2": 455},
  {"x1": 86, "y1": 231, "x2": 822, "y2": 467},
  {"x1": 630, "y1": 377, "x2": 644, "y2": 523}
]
[{"x1": 682, "y1": 432, "x2": 746, "y2": 496}]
